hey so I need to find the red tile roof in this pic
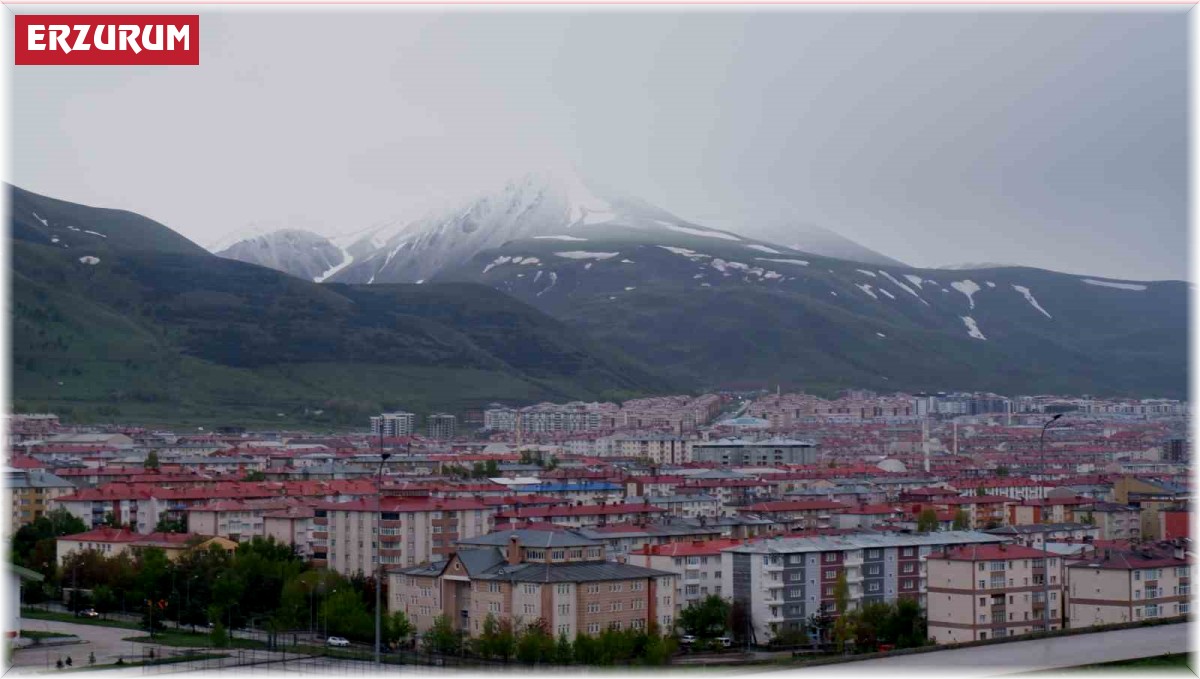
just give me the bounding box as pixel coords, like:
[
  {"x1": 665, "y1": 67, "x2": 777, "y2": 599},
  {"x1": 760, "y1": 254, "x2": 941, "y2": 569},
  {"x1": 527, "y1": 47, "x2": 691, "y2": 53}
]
[{"x1": 932, "y1": 544, "x2": 1052, "y2": 561}]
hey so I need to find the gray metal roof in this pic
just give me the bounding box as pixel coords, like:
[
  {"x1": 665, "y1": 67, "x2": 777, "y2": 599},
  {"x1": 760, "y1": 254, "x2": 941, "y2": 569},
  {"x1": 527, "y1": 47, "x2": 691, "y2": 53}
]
[
  {"x1": 477, "y1": 560, "x2": 675, "y2": 584},
  {"x1": 457, "y1": 529, "x2": 601, "y2": 548}
]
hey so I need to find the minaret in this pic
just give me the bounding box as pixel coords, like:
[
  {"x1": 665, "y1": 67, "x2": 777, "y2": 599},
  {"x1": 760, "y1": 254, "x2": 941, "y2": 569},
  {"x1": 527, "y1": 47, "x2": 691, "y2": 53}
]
[{"x1": 922, "y1": 418, "x2": 930, "y2": 473}]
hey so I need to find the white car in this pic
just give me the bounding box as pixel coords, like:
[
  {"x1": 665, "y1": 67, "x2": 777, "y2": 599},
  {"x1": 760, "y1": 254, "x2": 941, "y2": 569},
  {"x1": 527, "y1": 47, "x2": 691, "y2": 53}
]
[
  {"x1": 326, "y1": 636, "x2": 350, "y2": 647},
  {"x1": 679, "y1": 634, "x2": 697, "y2": 645}
]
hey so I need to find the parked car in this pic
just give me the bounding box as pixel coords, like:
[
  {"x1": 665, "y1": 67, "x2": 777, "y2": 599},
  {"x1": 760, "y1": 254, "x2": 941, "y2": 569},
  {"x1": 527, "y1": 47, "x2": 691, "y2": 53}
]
[
  {"x1": 716, "y1": 636, "x2": 733, "y2": 648},
  {"x1": 679, "y1": 634, "x2": 697, "y2": 645},
  {"x1": 326, "y1": 636, "x2": 351, "y2": 647},
  {"x1": 79, "y1": 609, "x2": 99, "y2": 618}
]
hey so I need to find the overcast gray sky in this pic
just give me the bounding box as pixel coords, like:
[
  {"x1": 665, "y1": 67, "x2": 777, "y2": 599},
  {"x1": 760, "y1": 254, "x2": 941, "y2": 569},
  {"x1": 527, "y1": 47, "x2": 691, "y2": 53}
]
[{"x1": 10, "y1": 7, "x2": 1188, "y2": 280}]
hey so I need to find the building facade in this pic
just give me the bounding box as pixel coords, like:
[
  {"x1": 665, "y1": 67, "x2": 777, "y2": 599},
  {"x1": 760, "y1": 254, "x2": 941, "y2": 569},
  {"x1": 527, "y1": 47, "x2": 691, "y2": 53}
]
[{"x1": 926, "y1": 543, "x2": 1065, "y2": 643}]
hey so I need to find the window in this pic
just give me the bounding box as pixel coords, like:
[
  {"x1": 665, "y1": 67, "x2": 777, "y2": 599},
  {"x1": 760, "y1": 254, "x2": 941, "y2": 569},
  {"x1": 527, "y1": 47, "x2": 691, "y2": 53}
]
[
  {"x1": 789, "y1": 572, "x2": 802, "y2": 582},
  {"x1": 587, "y1": 603, "x2": 599, "y2": 614},
  {"x1": 868, "y1": 582, "x2": 880, "y2": 592},
  {"x1": 557, "y1": 584, "x2": 571, "y2": 595},
  {"x1": 524, "y1": 584, "x2": 538, "y2": 594},
  {"x1": 488, "y1": 602, "x2": 501, "y2": 613},
  {"x1": 610, "y1": 601, "x2": 623, "y2": 612},
  {"x1": 825, "y1": 570, "x2": 836, "y2": 580},
  {"x1": 824, "y1": 553, "x2": 837, "y2": 563},
  {"x1": 610, "y1": 582, "x2": 624, "y2": 593},
  {"x1": 868, "y1": 549, "x2": 881, "y2": 559},
  {"x1": 552, "y1": 550, "x2": 565, "y2": 560},
  {"x1": 632, "y1": 581, "x2": 644, "y2": 592},
  {"x1": 902, "y1": 548, "x2": 914, "y2": 557},
  {"x1": 587, "y1": 623, "x2": 600, "y2": 634},
  {"x1": 489, "y1": 582, "x2": 501, "y2": 593},
  {"x1": 902, "y1": 564, "x2": 915, "y2": 574},
  {"x1": 587, "y1": 584, "x2": 600, "y2": 594}
]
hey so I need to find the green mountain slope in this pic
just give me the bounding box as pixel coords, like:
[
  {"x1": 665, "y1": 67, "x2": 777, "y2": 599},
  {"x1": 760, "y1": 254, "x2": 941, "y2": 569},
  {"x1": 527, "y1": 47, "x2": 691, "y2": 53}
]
[
  {"x1": 437, "y1": 229, "x2": 1188, "y2": 398},
  {"x1": 9, "y1": 186, "x2": 671, "y2": 427}
]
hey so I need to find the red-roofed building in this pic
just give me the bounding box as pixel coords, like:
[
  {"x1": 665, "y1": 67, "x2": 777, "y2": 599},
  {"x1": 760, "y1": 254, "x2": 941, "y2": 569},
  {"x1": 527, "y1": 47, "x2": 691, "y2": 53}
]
[
  {"x1": 927, "y1": 543, "x2": 1064, "y2": 644},
  {"x1": 630, "y1": 538, "x2": 746, "y2": 615},
  {"x1": 56, "y1": 527, "x2": 235, "y2": 566},
  {"x1": 494, "y1": 502, "x2": 668, "y2": 529},
  {"x1": 1067, "y1": 541, "x2": 1192, "y2": 626}
]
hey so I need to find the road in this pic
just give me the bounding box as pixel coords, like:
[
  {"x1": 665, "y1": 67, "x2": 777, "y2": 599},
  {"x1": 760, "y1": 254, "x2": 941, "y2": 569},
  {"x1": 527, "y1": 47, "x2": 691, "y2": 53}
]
[{"x1": 764, "y1": 623, "x2": 1193, "y2": 677}]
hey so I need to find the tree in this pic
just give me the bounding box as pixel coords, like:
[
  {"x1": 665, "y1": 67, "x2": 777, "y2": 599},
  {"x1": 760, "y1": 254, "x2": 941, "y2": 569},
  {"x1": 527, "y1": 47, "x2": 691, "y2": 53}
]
[
  {"x1": 91, "y1": 585, "x2": 117, "y2": 618},
  {"x1": 11, "y1": 507, "x2": 86, "y2": 568},
  {"x1": 676, "y1": 594, "x2": 731, "y2": 639},
  {"x1": 975, "y1": 486, "x2": 987, "y2": 497},
  {"x1": 1081, "y1": 512, "x2": 1095, "y2": 526},
  {"x1": 423, "y1": 615, "x2": 460, "y2": 655},
  {"x1": 484, "y1": 460, "x2": 500, "y2": 477},
  {"x1": 144, "y1": 451, "x2": 160, "y2": 470},
  {"x1": 386, "y1": 611, "x2": 413, "y2": 648},
  {"x1": 515, "y1": 619, "x2": 555, "y2": 664},
  {"x1": 242, "y1": 470, "x2": 266, "y2": 482},
  {"x1": 952, "y1": 510, "x2": 970, "y2": 531},
  {"x1": 554, "y1": 631, "x2": 574, "y2": 664},
  {"x1": 995, "y1": 466, "x2": 1010, "y2": 477},
  {"x1": 101, "y1": 512, "x2": 121, "y2": 528},
  {"x1": 916, "y1": 508, "x2": 940, "y2": 533},
  {"x1": 154, "y1": 516, "x2": 187, "y2": 534},
  {"x1": 210, "y1": 619, "x2": 229, "y2": 648},
  {"x1": 831, "y1": 572, "x2": 854, "y2": 653}
]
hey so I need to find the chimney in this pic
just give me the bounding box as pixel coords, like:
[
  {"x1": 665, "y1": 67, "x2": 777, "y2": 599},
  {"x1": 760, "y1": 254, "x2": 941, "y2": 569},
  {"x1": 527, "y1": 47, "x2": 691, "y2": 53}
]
[{"x1": 507, "y1": 534, "x2": 521, "y2": 566}]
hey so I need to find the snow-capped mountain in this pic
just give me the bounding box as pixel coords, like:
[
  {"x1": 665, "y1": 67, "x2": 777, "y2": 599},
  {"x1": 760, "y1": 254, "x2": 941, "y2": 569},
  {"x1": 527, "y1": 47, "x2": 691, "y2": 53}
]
[
  {"x1": 215, "y1": 229, "x2": 348, "y2": 282},
  {"x1": 323, "y1": 169, "x2": 757, "y2": 285}
]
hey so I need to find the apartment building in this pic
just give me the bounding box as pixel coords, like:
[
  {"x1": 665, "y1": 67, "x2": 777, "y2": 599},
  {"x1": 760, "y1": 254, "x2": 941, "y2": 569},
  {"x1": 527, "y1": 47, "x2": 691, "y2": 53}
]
[
  {"x1": 317, "y1": 497, "x2": 495, "y2": 575},
  {"x1": 610, "y1": 435, "x2": 694, "y2": 464},
  {"x1": 7, "y1": 469, "x2": 75, "y2": 531},
  {"x1": 738, "y1": 500, "x2": 850, "y2": 531},
  {"x1": 926, "y1": 544, "x2": 1065, "y2": 643},
  {"x1": 388, "y1": 529, "x2": 677, "y2": 639},
  {"x1": 1076, "y1": 502, "x2": 1141, "y2": 541},
  {"x1": 484, "y1": 402, "x2": 617, "y2": 434},
  {"x1": 1066, "y1": 542, "x2": 1192, "y2": 626},
  {"x1": 495, "y1": 502, "x2": 669, "y2": 529},
  {"x1": 371, "y1": 412, "x2": 417, "y2": 438},
  {"x1": 633, "y1": 494, "x2": 721, "y2": 519},
  {"x1": 427, "y1": 414, "x2": 457, "y2": 440},
  {"x1": 692, "y1": 438, "x2": 818, "y2": 466},
  {"x1": 721, "y1": 531, "x2": 1008, "y2": 644},
  {"x1": 630, "y1": 538, "x2": 743, "y2": 616}
]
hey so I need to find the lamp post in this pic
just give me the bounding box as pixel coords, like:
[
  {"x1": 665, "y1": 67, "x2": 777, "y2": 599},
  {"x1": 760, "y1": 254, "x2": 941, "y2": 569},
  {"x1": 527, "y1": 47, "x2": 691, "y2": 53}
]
[
  {"x1": 1039, "y1": 413, "x2": 1062, "y2": 632},
  {"x1": 374, "y1": 451, "x2": 392, "y2": 665}
]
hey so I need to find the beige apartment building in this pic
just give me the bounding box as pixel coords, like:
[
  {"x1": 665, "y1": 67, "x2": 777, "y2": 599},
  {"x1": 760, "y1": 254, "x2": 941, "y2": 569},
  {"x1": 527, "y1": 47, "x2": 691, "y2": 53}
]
[
  {"x1": 927, "y1": 543, "x2": 1065, "y2": 644},
  {"x1": 1067, "y1": 543, "x2": 1192, "y2": 626},
  {"x1": 389, "y1": 529, "x2": 676, "y2": 640},
  {"x1": 630, "y1": 538, "x2": 744, "y2": 619},
  {"x1": 316, "y1": 497, "x2": 495, "y2": 575},
  {"x1": 8, "y1": 470, "x2": 74, "y2": 531}
]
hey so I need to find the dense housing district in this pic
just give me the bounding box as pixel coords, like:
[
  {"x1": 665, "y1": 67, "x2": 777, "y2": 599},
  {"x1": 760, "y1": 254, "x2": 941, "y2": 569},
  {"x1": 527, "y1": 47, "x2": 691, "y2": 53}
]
[{"x1": 5, "y1": 388, "x2": 1192, "y2": 663}]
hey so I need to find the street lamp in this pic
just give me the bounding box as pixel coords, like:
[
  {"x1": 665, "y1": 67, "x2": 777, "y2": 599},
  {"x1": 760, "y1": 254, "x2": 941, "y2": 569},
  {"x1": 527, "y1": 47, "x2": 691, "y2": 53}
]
[
  {"x1": 1039, "y1": 413, "x2": 1063, "y2": 632},
  {"x1": 374, "y1": 451, "x2": 392, "y2": 665}
]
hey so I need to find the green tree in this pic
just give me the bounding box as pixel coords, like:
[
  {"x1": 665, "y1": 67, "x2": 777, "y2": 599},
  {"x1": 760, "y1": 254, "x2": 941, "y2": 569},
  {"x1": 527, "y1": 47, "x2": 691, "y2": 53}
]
[
  {"x1": 676, "y1": 594, "x2": 731, "y2": 639},
  {"x1": 423, "y1": 615, "x2": 460, "y2": 655},
  {"x1": 318, "y1": 589, "x2": 372, "y2": 642},
  {"x1": 11, "y1": 507, "x2": 86, "y2": 568},
  {"x1": 554, "y1": 631, "x2": 573, "y2": 664},
  {"x1": 1081, "y1": 512, "x2": 1095, "y2": 526},
  {"x1": 975, "y1": 486, "x2": 986, "y2": 497},
  {"x1": 995, "y1": 466, "x2": 1010, "y2": 477},
  {"x1": 484, "y1": 459, "x2": 500, "y2": 477},
  {"x1": 210, "y1": 619, "x2": 228, "y2": 648},
  {"x1": 242, "y1": 470, "x2": 266, "y2": 482},
  {"x1": 386, "y1": 611, "x2": 413, "y2": 648},
  {"x1": 916, "y1": 508, "x2": 940, "y2": 532},
  {"x1": 144, "y1": 451, "x2": 160, "y2": 470},
  {"x1": 952, "y1": 510, "x2": 970, "y2": 531},
  {"x1": 515, "y1": 619, "x2": 555, "y2": 664},
  {"x1": 91, "y1": 585, "x2": 117, "y2": 618},
  {"x1": 831, "y1": 572, "x2": 854, "y2": 652},
  {"x1": 153, "y1": 516, "x2": 187, "y2": 533}
]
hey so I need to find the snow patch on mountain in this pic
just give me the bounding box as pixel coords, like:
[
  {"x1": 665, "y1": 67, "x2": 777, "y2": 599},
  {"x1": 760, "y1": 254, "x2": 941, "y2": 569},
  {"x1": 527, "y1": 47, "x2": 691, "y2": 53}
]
[
  {"x1": 757, "y1": 258, "x2": 809, "y2": 267},
  {"x1": 903, "y1": 274, "x2": 924, "y2": 289},
  {"x1": 534, "y1": 235, "x2": 588, "y2": 242},
  {"x1": 878, "y1": 288, "x2": 896, "y2": 300},
  {"x1": 32, "y1": 212, "x2": 48, "y2": 227},
  {"x1": 961, "y1": 316, "x2": 986, "y2": 340},
  {"x1": 78, "y1": 256, "x2": 100, "y2": 265},
  {"x1": 857, "y1": 269, "x2": 877, "y2": 278},
  {"x1": 659, "y1": 222, "x2": 742, "y2": 242},
  {"x1": 878, "y1": 270, "x2": 926, "y2": 304},
  {"x1": 1012, "y1": 285, "x2": 1052, "y2": 319},
  {"x1": 950, "y1": 279, "x2": 981, "y2": 309},
  {"x1": 745, "y1": 244, "x2": 782, "y2": 254},
  {"x1": 555, "y1": 251, "x2": 620, "y2": 261},
  {"x1": 856, "y1": 283, "x2": 878, "y2": 300},
  {"x1": 1082, "y1": 278, "x2": 1148, "y2": 291}
]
